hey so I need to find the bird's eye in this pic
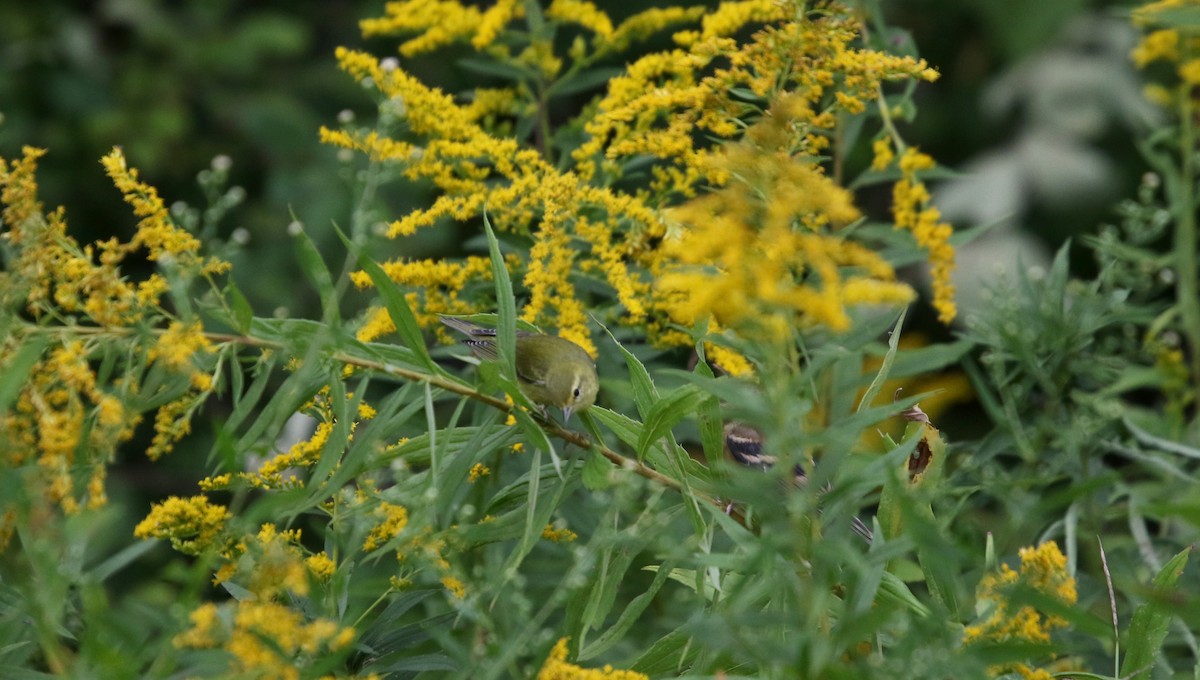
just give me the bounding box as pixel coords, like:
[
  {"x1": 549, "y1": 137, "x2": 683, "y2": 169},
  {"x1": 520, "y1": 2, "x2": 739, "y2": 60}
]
[{"x1": 573, "y1": 387, "x2": 581, "y2": 398}]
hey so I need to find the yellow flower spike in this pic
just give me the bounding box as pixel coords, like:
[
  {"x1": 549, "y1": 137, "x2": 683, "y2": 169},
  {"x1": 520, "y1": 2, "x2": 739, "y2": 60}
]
[
  {"x1": 537, "y1": 637, "x2": 648, "y2": 680},
  {"x1": 337, "y1": 1, "x2": 955, "y2": 361},
  {"x1": 362, "y1": 502, "x2": 409, "y2": 551},
  {"x1": 134, "y1": 495, "x2": 232, "y2": 556},
  {"x1": 468, "y1": 463, "x2": 491, "y2": 482},
  {"x1": 473, "y1": 0, "x2": 523, "y2": 50},
  {"x1": 547, "y1": 0, "x2": 613, "y2": 39},
  {"x1": 174, "y1": 599, "x2": 356, "y2": 678},
  {"x1": 964, "y1": 540, "x2": 1078, "y2": 680},
  {"x1": 0, "y1": 146, "x2": 49, "y2": 230},
  {"x1": 441, "y1": 575, "x2": 467, "y2": 599}
]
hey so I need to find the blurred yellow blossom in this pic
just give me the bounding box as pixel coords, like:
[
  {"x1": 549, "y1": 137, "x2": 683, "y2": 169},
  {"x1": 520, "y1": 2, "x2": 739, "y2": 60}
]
[
  {"x1": 441, "y1": 575, "x2": 467, "y2": 599},
  {"x1": 546, "y1": 0, "x2": 612, "y2": 39},
  {"x1": 537, "y1": 637, "x2": 648, "y2": 680},
  {"x1": 334, "y1": 1, "x2": 955, "y2": 367},
  {"x1": 541, "y1": 523, "x2": 578, "y2": 542},
  {"x1": 134, "y1": 495, "x2": 232, "y2": 555},
  {"x1": 1131, "y1": 0, "x2": 1200, "y2": 107},
  {"x1": 887, "y1": 147, "x2": 957, "y2": 324},
  {"x1": 965, "y1": 541, "x2": 1078, "y2": 679},
  {"x1": 1, "y1": 147, "x2": 230, "y2": 523},
  {"x1": 174, "y1": 599, "x2": 355, "y2": 680},
  {"x1": 306, "y1": 552, "x2": 336, "y2": 581},
  {"x1": 363, "y1": 501, "x2": 410, "y2": 551},
  {"x1": 468, "y1": 463, "x2": 491, "y2": 482},
  {"x1": 212, "y1": 523, "x2": 314, "y2": 598}
]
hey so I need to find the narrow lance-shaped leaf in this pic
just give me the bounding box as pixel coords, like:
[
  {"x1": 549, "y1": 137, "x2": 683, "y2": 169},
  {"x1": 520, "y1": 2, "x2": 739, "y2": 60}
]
[{"x1": 1120, "y1": 545, "x2": 1192, "y2": 680}]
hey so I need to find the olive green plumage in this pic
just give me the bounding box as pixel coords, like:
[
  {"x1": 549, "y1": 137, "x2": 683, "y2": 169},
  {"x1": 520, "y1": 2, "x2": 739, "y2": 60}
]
[{"x1": 440, "y1": 316, "x2": 599, "y2": 421}]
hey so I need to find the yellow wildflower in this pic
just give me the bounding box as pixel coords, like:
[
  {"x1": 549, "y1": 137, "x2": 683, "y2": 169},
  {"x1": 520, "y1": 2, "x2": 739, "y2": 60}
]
[
  {"x1": 468, "y1": 463, "x2": 491, "y2": 482},
  {"x1": 174, "y1": 599, "x2": 355, "y2": 679},
  {"x1": 148, "y1": 320, "x2": 213, "y2": 371},
  {"x1": 338, "y1": 1, "x2": 952, "y2": 364},
  {"x1": 473, "y1": 0, "x2": 523, "y2": 50},
  {"x1": 546, "y1": 0, "x2": 613, "y2": 39},
  {"x1": 538, "y1": 637, "x2": 648, "y2": 680},
  {"x1": 363, "y1": 502, "x2": 409, "y2": 551},
  {"x1": 361, "y1": 0, "x2": 484, "y2": 57},
  {"x1": 541, "y1": 524, "x2": 578, "y2": 542},
  {"x1": 441, "y1": 575, "x2": 466, "y2": 599},
  {"x1": 306, "y1": 552, "x2": 336, "y2": 581},
  {"x1": 887, "y1": 147, "x2": 957, "y2": 324},
  {"x1": 964, "y1": 541, "x2": 1078, "y2": 678},
  {"x1": 134, "y1": 495, "x2": 231, "y2": 555}
]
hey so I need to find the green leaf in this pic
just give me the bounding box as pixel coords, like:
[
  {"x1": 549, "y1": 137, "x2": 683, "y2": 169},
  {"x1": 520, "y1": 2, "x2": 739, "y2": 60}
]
[
  {"x1": 1120, "y1": 546, "x2": 1192, "y2": 680},
  {"x1": 856, "y1": 308, "x2": 905, "y2": 414},
  {"x1": 0, "y1": 334, "x2": 48, "y2": 414},
  {"x1": 87, "y1": 540, "x2": 159, "y2": 584},
  {"x1": 580, "y1": 558, "x2": 678, "y2": 660},
  {"x1": 581, "y1": 448, "x2": 611, "y2": 490},
  {"x1": 347, "y1": 237, "x2": 439, "y2": 374},
  {"x1": 589, "y1": 406, "x2": 643, "y2": 450},
  {"x1": 580, "y1": 546, "x2": 639, "y2": 635},
  {"x1": 512, "y1": 406, "x2": 562, "y2": 478},
  {"x1": 457, "y1": 57, "x2": 533, "y2": 82},
  {"x1": 690, "y1": 347, "x2": 724, "y2": 467},
  {"x1": 884, "y1": 339, "x2": 974, "y2": 380},
  {"x1": 483, "y1": 214, "x2": 517, "y2": 382},
  {"x1": 876, "y1": 571, "x2": 931, "y2": 618},
  {"x1": 631, "y1": 629, "x2": 696, "y2": 674},
  {"x1": 601, "y1": 324, "x2": 658, "y2": 418},
  {"x1": 292, "y1": 225, "x2": 337, "y2": 320},
  {"x1": 635, "y1": 384, "x2": 707, "y2": 461},
  {"x1": 545, "y1": 67, "x2": 623, "y2": 98},
  {"x1": 1123, "y1": 415, "x2": 1200, "y2": 459},
  {"x1": 227, "y1": 280, "x2": 254, "y2": 333}
]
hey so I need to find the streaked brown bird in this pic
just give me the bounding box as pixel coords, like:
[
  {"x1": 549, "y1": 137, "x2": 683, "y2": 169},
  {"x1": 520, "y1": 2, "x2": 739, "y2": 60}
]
[{"x1": 723, "y1": 422, "x2": 873, "y2": 542}]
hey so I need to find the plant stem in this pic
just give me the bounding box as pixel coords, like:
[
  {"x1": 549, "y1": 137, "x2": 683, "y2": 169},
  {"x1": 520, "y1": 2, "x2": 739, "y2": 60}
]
[{"x1": 1175, "y1": 91, "x2": 1200, "y2": 437}]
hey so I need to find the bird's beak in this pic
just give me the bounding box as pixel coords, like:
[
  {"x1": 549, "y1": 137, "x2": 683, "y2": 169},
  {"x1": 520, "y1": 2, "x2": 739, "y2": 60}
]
[{"x1": 562, "y1": 406, "x2": 574, "y2": 422}]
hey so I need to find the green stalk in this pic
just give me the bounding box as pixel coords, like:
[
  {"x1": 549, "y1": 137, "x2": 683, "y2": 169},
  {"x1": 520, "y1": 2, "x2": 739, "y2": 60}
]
[{"x1": 1175, "y1": 90, "x2": 1200, "y2": 436}]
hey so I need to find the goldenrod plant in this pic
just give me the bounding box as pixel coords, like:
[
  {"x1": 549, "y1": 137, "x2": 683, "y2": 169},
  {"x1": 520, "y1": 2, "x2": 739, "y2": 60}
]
[{"x1": 1, "y1": 1, "x2": 1199, "y2": 678}]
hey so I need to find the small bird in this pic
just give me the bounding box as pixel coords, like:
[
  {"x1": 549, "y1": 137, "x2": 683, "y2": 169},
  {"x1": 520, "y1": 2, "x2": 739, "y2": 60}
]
[
  {"x1": 723, "y1": 422, "x2": 873, "y2": 542},
  {"x1": 440, "y1": 316, "x2": 599, "y2": 422}
]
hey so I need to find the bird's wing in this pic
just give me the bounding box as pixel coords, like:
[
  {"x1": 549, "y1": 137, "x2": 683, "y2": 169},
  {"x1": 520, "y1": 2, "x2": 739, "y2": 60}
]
[{"x1": 514, "y1": 339, "x2": 550, "y2": 386}]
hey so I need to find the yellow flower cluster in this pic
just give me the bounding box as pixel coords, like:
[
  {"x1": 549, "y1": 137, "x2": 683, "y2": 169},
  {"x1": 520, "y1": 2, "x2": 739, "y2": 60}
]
[
  {"x1": 545, "y1": 0, "x2": 612, "y2": 39},
  {"x1": 964, "y1": 541, "x2": 1078, "y2": 678},
  {"x1": 468, "y1": 462, "x2": 491, "y2": 482},
  {"x1": 656, "y1": 143, "x2": 915, "y2": 345},
  {"x1": 148, "y1": 320, "x2": 215, "y2": 390},
  {"x1": 363, "y1": 501, "x2": 410, "y2": 551},
  {"x1": 211, "y1": 523, "x2": 329, "y2": 597},
  {"x1": 883, "y1": 143, "x2": 958, "y2": 324},
  {"x1": 173, "y1": 600, "x2": 356, "y2": 680},
  {"x1": 537, "y1": 638, "x2": 648, "y2": 680},
  {"x1": 200, "y1": 393, "x2": 376, "y2": 490},
  {"x1": 1131, "y1": 0, "x2": 1200, "y2": 104},
  {"x1": 133, "y1": 495, "x2": 232, "y2": 556},
  {"x1": 1, "y1": 147, "x2": 230, "y2": 526},
  {"x1": 333, "y1": 1, "x2": 955, "y2": 367},
  {"x1": 2, "y1": 147, "x2": 220, "y2": 328},
  {"x1": 324, "y1": 45, "x2": 663, "y2": 355},
  {"x1": 541, "y1": 523, "x2": 578, "y2": 542},
  {"x1": 441, "y1": 575, "x2": 467, "y2": 599},
  {"x1": 0, "y1": 338, "x2": 138, "y2": 520}
]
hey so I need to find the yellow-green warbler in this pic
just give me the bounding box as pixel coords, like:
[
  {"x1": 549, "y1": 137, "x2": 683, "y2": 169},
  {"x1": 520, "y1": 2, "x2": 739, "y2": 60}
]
[{"x1": 440, "y1": 316, "x2": 598, "y2": 422}]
